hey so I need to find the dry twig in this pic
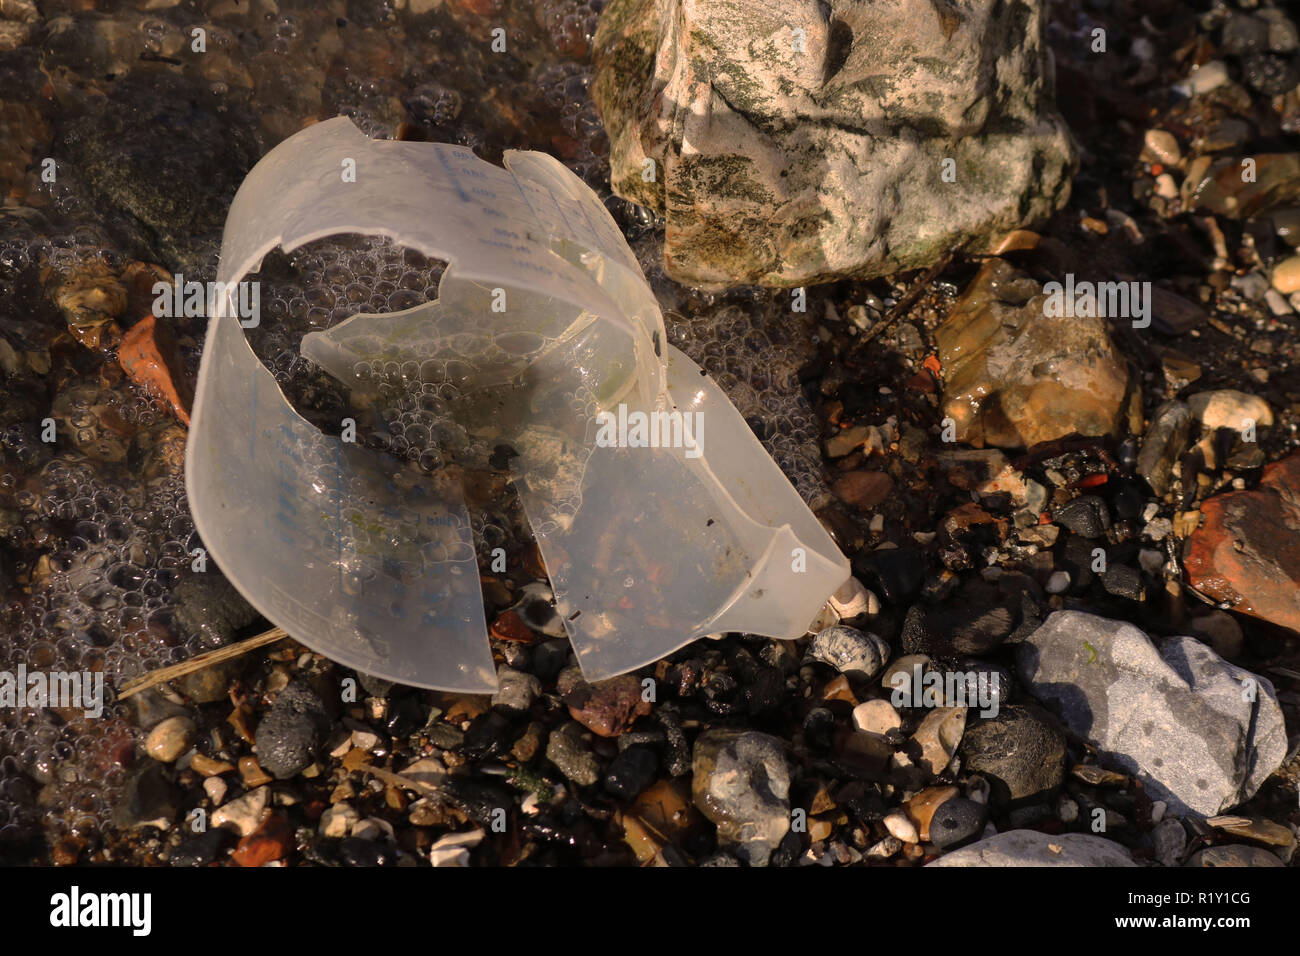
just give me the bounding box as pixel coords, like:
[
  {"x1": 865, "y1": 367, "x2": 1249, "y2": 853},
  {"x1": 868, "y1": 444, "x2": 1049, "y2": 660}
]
[{"x1": 116, "y1": 626, "x2": 290, "y2": 700}]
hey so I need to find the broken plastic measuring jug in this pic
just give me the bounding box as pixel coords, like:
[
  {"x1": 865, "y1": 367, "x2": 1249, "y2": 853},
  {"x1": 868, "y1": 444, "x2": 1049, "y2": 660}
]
[{"x1": 186, "y1": 117, "x2": 850, "y2": 692}]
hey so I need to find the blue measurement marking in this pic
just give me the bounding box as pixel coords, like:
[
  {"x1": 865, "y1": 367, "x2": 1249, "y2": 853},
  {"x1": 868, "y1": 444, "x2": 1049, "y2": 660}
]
[
  {"x1": 508, "y1": 169, "x2": 543, "y2": 234},
  {"x1": 435, "y1": 147, "x2": 471, "y2": 204}
]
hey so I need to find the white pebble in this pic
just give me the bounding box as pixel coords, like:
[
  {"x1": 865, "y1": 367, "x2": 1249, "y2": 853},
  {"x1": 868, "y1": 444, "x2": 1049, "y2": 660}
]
[
  {"x1": 884, "y1": 811, "x2": 919, "y2": 844},
  {"x1": 1142, "y1": 129, "x2": 1181, "y2": 165},
  {"x1": 1144, "y1": 517, "x2": 1173, "y2": 542},
  {"x1": 350, "y1": 818, "x2": 384, "y2": 841},
  {"x1": 852, "y1": 699, "x2": 902, "y2": 736},
  {"x1": 429, "y1": 829, "x2": 485, "y2": 867},
  {"x1": 1046, "y1": 570, "x2": 1071, "y2": 594},
  {"x1": 203, "y1": 776, "x2": 227, "y2": 807},
  {"x1": 1265, "y1": 289, "x2": 1294, "y2": 315},
  {"x1": 319, "y1": 803, "x2": 359, "y2": 839},
  {"x1": 212, "y1": 786, "x2": 268, "y2": 837},
  {"x1": 1182, "y1": 60, "x2": 1228, "y2": 96}
]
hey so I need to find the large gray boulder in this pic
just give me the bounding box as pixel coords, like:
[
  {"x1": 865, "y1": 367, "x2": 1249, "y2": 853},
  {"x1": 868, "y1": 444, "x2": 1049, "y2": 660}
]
[
  {"x1": 592, "y1": 0, "x2": 1075, "y2": 288},
  {"x1": 1017, "y1": 611, "x2": 1287, "y2": 817}
]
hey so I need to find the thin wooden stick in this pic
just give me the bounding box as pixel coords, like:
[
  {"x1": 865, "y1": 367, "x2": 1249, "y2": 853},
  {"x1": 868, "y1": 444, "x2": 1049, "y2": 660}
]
[
  {"x1": 358, "y1": 763, "x2": 444, "y2": 799},
  {"x1": 116, "y1": 626, "x2": 290, "y2": 700},
  {"x1": 850, "y1": 239, "x2": 968, "y2": 354}
]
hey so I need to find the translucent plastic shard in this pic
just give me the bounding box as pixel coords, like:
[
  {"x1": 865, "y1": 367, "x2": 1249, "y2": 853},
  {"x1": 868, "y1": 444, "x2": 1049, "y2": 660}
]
[{"x1": 187, "y1": 117, "x2": 850, "y2": 692}]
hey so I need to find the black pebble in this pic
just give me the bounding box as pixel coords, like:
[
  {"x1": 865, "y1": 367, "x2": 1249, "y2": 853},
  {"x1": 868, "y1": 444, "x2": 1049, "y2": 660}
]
[
  {"x1": 1054, "y1": 495, "x2": 1110, "y2": 539},
  {"x1": 604, "y1": 746, "x2": 659, "y2": 801},
  {"x1": 856, "y1": 547, "x2": 926, "y2": 604},
  {"x1": 169, "y1": 827, "x2": 234, "y2": 867},
  {"x1": 930, "y1": 797, "x2": 986, "y2": 849},
  {"x1": 1243, "y1": 53, "x2": 1300, "y2": 96},
  {"x1": 1101, "y1": 564, "x2": 1144, "y2": 602},
  {"x1": 1109, "y1": 479, "x2": 1146, "y2": 521},
  {"x1": 254, "y1": 681, "x2": 331, "y2": 780},
  {"x1": 463, "y1": 710, "x2": 514, "y2": 758},
  {"x1": 802, "y1": 706, "x2": 836, "y2": 751},
  {"x1": 339, "y1": 837, "x2": 396, "y2": 867},
  {"x1": 1222, "y1": 14, "x2": 1269, "y2": 56},
  {"x1": 385, "y1": 691, "x2": 427, "y2": 739}
]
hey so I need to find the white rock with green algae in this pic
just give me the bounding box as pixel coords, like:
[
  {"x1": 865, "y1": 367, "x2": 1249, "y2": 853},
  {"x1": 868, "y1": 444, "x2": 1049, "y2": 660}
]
[{"x1": 592, "y1": 0, "x2": 1076, "y2": 288}]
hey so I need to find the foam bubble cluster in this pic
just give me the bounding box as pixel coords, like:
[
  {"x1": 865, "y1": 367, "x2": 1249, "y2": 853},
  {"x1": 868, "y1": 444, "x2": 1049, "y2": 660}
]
[
  {"x1": 0, "y1": 221, "x2": 220, "y2": 848},
  {"x1": 666, "y1": 303, "x2": 829, "y2": 507}
]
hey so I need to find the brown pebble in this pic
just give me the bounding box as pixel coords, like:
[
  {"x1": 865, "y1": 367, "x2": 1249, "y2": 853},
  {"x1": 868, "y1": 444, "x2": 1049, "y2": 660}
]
[
  {"x1": 442, "y1": 693, "x2": 491, "y2": 722},
  {"x1": 904, "y1": 785, "x2": 960, "y2": 842},
  {"x1": 832, "y1": 470, "x2": 894, "y2": 510},
  {"x1": 226, "y1": 705, "x2": 255, "y2": 744},
  {"x1": 341, "y1": 748, "x2": 370, "y2": 773},
  {"x1": 238, "y1": 756, "x2": 273, "y2": 788},
  {"x1": 190, "y1": 753, "x2": 235, "y2": 777},
  {"x1": 490, "y1": 609, "x2": 538, "y2": 644},
  {"x1": 559, "y1": 671, "x2": 652, "y2": 737},
  {"x1": 990, "y1": 229, "x2": 1040, "y2": 254},
  {"x1": 52, "y1": 837, "x2": 84, "y2": 866},
  {"x1": 1071, "y1": 764, "x2": 1128, "y2": 787},
  {"x1": 633, "y1": 779, "x2": 702, "y2": 843},
  {"x1": 820, "y1": 674, "x2": 859, "y2": 706},
  {"x1": 512, "y1": 721, "x2": 545, "y2": 762}
]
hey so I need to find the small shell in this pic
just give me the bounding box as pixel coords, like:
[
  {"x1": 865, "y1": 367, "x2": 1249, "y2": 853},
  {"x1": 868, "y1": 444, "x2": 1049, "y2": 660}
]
[
  {"x1": 828, "y1": 576, "x2": 879, "y2": 619},
  {"x1": 806, "y1": 625, "x2": 890, "y2": 680}
]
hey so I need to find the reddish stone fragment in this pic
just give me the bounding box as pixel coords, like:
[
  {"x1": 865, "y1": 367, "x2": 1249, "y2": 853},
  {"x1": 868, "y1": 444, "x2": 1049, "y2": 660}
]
[
  {"x1": 558, "y1": 670, "x2": 652, "y2": 737},
  {"x1": 1184, "y1": 453, "x2": 1300, "y2": 634},
  {"x1": 490, "y1": 609, "x2": 537, "y2": 644},
  {"x1": 118, "y1": 314, "x2": 193, "y2": 425},
  {"x1": 233, "y1": 814, "x2": 293, "y2": 867}
]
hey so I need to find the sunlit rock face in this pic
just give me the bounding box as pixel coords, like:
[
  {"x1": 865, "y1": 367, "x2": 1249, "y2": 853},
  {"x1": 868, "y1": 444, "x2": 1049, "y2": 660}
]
[{"x1": 593, "y1": 0, "x2": 1076, "y2": 288}]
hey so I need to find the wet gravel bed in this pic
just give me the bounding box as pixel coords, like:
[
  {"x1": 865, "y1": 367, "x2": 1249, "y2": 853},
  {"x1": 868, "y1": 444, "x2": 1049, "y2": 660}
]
[{"x1": 0, "y1": 0, "x2": 1298, "y2": 866}]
